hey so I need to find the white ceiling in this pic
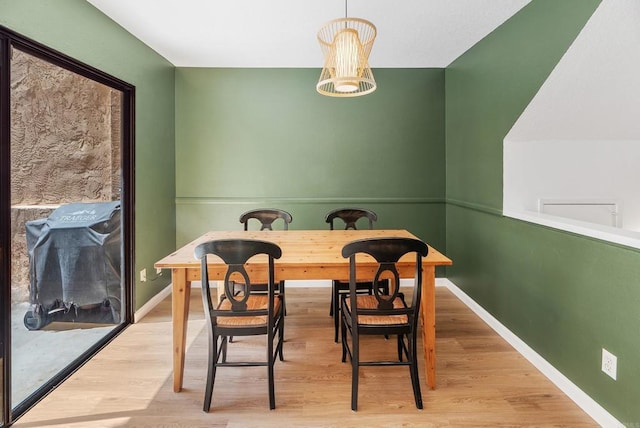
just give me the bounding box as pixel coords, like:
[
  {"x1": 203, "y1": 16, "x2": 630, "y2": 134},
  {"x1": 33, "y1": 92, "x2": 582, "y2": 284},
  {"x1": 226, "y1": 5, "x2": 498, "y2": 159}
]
[{"x1": 87, "y1": 0, "x2": 531, "y2": 68}]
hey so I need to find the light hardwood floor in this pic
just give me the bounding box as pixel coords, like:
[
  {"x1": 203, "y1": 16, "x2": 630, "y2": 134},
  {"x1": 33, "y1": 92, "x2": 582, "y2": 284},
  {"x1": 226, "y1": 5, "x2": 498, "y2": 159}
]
[{"x1": 14, "y1": 287, "x2": 598, "y2": 427}]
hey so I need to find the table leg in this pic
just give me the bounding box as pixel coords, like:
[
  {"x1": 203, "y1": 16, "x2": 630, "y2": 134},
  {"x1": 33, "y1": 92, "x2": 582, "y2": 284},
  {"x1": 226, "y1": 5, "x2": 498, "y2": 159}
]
[
  {"x1": 172, "y1": 268, "x2": 191, "y2": 392},
  {"x1": 421, "y1": 266, "x2": 436, "y2": 390}
]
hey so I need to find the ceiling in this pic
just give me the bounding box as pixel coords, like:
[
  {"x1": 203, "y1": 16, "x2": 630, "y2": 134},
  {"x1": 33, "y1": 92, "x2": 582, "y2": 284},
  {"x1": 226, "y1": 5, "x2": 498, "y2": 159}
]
[{"x1": 87, "y1": 0, "x2": 531, "y2": 68}]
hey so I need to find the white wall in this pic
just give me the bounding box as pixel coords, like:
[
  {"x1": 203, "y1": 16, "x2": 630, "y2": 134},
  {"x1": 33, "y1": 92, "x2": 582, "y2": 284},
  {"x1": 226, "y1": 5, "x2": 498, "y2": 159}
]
[
  {"x1": 504, "y1": 139, "x2": 640, "y2": 230},
  {"x1": 504, "y1": 0, "x2": 640, "y2": 238}
]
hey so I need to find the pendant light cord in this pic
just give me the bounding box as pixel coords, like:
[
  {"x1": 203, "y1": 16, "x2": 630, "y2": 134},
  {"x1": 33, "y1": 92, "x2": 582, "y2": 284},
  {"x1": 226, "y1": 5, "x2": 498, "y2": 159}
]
[{"x1": 344, "y1": 0, "x2": 348, "y2": 28}]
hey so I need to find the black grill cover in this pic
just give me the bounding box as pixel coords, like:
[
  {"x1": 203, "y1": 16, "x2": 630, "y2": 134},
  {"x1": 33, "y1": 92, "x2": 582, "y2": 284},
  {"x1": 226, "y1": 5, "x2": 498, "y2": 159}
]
[{"x1": 25, "y1": 201, "x2": 122, "y2": 311}]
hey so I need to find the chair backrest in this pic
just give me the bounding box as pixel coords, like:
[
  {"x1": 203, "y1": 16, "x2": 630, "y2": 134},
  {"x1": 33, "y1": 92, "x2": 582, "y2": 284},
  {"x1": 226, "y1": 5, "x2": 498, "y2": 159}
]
[
  {"x1": 194, "y1": 239, "x2": 282, "y2": 317},
  {"x1": 341, "y1": 237, "x2": 428, "y2": 323},
  {"x1": 239, "y1": 209, "x2": 293, "y2": 231},
  {"x1": 325, "y1": 208, "x2": 377, "y2": 230}
]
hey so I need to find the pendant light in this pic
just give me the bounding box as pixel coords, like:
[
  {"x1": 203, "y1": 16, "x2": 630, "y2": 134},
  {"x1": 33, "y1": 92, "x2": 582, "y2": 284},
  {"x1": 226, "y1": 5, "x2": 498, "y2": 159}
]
[{"x1": 316, "y1": 0, "x2": 377, "y2": 97}]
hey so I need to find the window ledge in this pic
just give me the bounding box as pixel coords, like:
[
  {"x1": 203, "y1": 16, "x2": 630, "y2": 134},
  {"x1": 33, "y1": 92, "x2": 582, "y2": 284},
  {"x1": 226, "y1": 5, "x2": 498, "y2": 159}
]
[{"x1": 503, "y1": 209, "x2": 640, "y2": 250}]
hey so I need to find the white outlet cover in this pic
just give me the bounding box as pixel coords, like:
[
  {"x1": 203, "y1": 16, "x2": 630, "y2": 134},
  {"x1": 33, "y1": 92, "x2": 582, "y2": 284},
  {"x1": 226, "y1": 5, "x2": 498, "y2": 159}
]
[{"x1": 602, "y1": 348, "x2": 617, "y2": 380}]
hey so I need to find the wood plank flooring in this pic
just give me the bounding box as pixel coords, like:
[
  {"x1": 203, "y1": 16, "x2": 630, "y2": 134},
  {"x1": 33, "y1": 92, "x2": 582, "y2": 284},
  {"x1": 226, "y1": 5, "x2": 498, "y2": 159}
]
[{"x1": 14, "y1": 287, "x2": 598, "y2": 427}]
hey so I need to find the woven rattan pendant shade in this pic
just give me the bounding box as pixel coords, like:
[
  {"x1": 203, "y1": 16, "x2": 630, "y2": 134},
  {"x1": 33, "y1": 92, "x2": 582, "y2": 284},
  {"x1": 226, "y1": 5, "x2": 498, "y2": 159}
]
[{"x1": 317, "y1": 17, "x2": 377, "y2": 97}]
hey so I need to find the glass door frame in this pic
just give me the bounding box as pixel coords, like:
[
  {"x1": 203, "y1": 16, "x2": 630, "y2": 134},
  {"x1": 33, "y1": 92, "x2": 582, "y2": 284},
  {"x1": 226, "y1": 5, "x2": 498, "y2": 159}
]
[{"x1": 0, "y1": 25, "x2": 135, "y2": 427}]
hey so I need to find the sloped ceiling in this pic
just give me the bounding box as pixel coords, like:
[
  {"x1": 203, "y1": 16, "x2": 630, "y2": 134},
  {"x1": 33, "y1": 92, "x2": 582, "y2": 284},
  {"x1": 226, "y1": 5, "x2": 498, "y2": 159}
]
[
  {"x1": 87, "y1": 0, "x2": 531, "y2": 68},
  {"x1": 507, "y1": 0, "x2": 639, "y2": 141}
]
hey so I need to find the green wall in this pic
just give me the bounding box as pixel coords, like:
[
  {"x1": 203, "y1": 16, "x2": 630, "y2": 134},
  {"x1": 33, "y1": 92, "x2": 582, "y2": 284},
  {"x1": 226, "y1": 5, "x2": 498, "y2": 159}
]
[
  {"x1": 175, "y1": 68, "x2": 446, "y2": 256},
  {"x1": 1, "y1": 0, "x2": 176, "y2": 310},
  {"x1": 5, "y1": 0, "x2": 637, "y2": 423},
  {"x1": 446, "y1": 0, "x2": 640, "y2": 422}
]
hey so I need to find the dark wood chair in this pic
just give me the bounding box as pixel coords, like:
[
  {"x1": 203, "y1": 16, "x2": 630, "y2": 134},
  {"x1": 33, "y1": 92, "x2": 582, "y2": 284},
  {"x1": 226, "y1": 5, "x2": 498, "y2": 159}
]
[
  {"x1": 339, "y1": 237, "x2": 428, "y2": 411},
  {"x1": 239, "y1": 208, "x2": 293, "y2": 231},
  {"x1": 194, "y1": 239, "x2": 285, "y2": 412},
  {"x1": 325, "y1": 207, "x2": 377, "y2": 231},
  {"x1": 325, "y1": 208, "x2": 388, "y2": 342},
  {"x1": 237, "y1": 209, "x2": 292, "y2": 314}
]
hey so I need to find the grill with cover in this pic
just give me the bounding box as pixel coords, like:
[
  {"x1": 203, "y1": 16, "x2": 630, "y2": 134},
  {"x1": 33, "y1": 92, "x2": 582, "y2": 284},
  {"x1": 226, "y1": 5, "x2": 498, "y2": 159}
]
[{"x1": 23, "y1": 201, "x2": 122, "y2": 330}]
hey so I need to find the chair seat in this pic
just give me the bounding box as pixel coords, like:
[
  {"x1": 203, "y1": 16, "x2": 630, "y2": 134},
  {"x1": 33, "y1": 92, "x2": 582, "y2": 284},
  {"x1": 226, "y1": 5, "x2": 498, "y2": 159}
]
[
  {"x1": 345, "y1": 295, "x2": 408, "y2": 325},
  {"x1": 216, "y1": 295, "x2": 282, "y2": 327}
]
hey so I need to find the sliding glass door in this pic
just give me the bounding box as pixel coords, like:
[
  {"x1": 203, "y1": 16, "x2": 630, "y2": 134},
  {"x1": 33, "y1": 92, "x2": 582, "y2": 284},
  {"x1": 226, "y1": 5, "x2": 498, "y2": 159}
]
[{"x1": 0, "y1": 27, "x2": 134, "y2": 426}]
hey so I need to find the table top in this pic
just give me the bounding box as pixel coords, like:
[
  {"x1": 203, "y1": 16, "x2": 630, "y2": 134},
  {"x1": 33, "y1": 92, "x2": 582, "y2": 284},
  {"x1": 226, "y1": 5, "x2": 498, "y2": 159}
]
[{"x1": 156, "y1": 229, "x2": 451, "y2": 271}]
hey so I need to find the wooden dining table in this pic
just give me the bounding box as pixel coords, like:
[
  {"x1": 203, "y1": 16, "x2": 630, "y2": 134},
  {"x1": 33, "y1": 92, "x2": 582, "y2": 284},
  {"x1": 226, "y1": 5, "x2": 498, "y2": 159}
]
[{"x1": 154, "y1": 229, "x2": 452, "y2": 393}]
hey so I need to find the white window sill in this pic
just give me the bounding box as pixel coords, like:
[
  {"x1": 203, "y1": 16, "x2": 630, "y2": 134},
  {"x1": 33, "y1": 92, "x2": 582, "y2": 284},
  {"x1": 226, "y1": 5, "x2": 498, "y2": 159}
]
[{"x1": 503, "y1": 209, "x2": 640, "y2": 250}]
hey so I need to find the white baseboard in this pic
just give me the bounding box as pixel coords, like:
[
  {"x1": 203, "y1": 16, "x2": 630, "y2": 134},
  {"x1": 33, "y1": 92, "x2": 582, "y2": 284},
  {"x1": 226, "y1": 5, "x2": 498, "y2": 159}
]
[
  {"x1": 133, "y1": 283, "x2": 172, "y2": 323},
  {"x1": 284, "y1": 280, "x2": 332, "y2": 288},
  {"x1": 440, "y1": 278, "x2": 623, "y2": 428},
  {"x1": 132, "y1": 276, "x2": 622, "y2": 427}
]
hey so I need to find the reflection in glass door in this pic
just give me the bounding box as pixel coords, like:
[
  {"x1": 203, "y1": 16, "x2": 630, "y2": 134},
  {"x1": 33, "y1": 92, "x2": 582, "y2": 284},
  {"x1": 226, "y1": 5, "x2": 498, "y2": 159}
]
[
  {"x1": 1, "y1": 27, "x2": 133, "y2": 426},
  {"x1": 9, "y1": 46, "x2": 124, "y2": 405}
]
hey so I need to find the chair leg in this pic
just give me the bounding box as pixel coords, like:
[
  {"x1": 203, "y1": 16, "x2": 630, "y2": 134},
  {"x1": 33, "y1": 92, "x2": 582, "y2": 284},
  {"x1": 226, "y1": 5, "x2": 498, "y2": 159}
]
[
  {"x1": 351, "y1": 332, "x2": 359, "y2": 411},
  {"x1": 203, "y1": 332, "x2": 218, "y2": 412},
  {"x1": 397, "y1": 334, "x2": 403, "y2": 361},
  {"x1": 280, "y1": 280, "x2": 287, "y2": 316},
  {"x1": 409, "y1": 363, "x2": 423, "y2": 410},
  {"x1": 329, "y1": 286, "x2": 334, "y2": 316},
  {"x1": 334, "y1": 305, "x2": 340, "y2": 343},
  {"x1": 268, "y1": 332, "x2": 276, "y2": 409},
  {"x1": 278, "y1": 314, "x2": 285, "y2": 361},
  {"x1": 333, "y1": 282, "x2": 340, "y2": 342},
  {"x1": 341, "y1": 307, "x2": 348, "y2": 363},
  {"x1": 409, "y1": 335, "x2": 423, "y2": 409},
  {"x1": 221, "y1": 336, "x2": 228, "y2": 363}
]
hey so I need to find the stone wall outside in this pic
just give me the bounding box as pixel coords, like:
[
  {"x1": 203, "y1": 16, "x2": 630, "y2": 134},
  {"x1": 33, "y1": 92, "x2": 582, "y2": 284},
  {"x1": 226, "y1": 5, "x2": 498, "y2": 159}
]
[{"x1": 10, "y1": 48, "x2": 121, "y2": 303}]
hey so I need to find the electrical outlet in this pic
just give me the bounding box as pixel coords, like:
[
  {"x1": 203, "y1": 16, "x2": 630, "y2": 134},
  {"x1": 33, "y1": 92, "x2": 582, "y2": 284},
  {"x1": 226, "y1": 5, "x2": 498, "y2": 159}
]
[
  {"x1": 156, "y1": 267, "x2": 162, "y2": 275},
  {"x1": 602, "y1": 348, "x2": 617, "y2": 380},
  {"x1": 140, "y1": 268, "x2": 147, "y2": 282}
]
